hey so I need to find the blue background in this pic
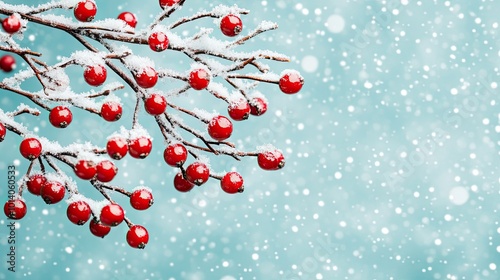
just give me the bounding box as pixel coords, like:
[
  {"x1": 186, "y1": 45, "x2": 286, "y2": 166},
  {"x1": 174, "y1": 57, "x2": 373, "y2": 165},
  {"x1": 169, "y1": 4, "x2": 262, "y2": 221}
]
[{"x1": 1, "y1": 0, "x2": 500, "y2": 279}]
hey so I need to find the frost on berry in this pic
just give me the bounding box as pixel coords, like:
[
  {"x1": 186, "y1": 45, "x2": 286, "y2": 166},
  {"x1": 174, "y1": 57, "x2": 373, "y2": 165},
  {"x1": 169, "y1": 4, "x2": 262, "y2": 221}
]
[
  {"x1": 2, "y1": 14, "x2": 22, "y2": 34},
  {"x1": 148, "y1": 31, "x2": 169, "y2": 52},
  {"x1": 41, "y1": 181, "x2": 66, "y2": 204},
  {"x1": 185, "y1": 162, "x2": 210, "y2": 186},
  {"x1": 130, "y1": 187, "x2": 154, "y2": 210},
  {"x1": 257, "y1": 147, "x2": 285, "y2": 171},
  {"x1": 0, "y1": 1, "x2": 302, "y2": 251},
  {"x1": 100, "y1": 203, "x2": 125, "y2": 227},
  {"x1": 220, "y1": 14, "x2": 243, "y2": 37},
  {"x1": 67, "y1": 201, "x2": 92, "y2": 225},
  {"x1": 220, "y1": 172, "x2": 244, "y2": 194},
  {"x1": 19, "y1": 138, "x2": 42, "y2": 160},
  {"x1": 74, "y1": 1, "x2": 97, "y2": 22},
  {"x1": 117, "y1": 12, "x2": 137, "y2": 28},
  {"x1": 4, "y1": 199, "x2": 27, "y2": 220},
  {"x1": 279, "y1": 70, "x2": 304, "y2": 94}
]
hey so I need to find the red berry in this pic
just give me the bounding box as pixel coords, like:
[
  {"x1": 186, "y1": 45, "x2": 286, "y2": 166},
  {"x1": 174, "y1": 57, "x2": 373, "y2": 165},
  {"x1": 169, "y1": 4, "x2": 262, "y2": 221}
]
[
  {"x1": 106, "y1": 137, "x2": 128, "y2": 160},
  {"x1": 249, "y1": 97, "x2": 268, "y2": 116},
  {"x1": 101, "y1": 101, "x2": 122, "y2": 122},
  {"x1": 49, "y1": 106, "x2": 72, "y2": 128},
  {"x1": 188, "y1": 69, "x2": 210, "y2": 90},
  {"x1": 144, "y1": 93, "x2": 167, "y2": 115},
  {"x1": 134, "y1": 66, "x2": 158, "y2": 89},
  {"x1": 2, "y1": 14, "x2": 21, "y2": 34},
  {"x1": 84, "y1": 64, "x2": 107, "y2": 86},
  {"x1": 117, "y1": 12, "x2": 137, "y2": 28},
  {"x1": 258, "y1": 149, "x2": 285, "y2": 170},
  {"x1": 148, "y1": 32, "x2": 169, "y2": 52},
  {"x1": 207, "y1": 115, "x2": 233, "y2": 141},
  {"x1": 220, "y1": 172, "x2": 244, "y2": 194},
  {"x1": 159, "y1": 0, "x2": 180, "y2": 8},
  {"x1": 41, "y1": 181, "x2": 66, "y2": 204},
  {"x1": 99, "y1": 203, "x2": 124, "y2": 226},
  {"x1": 185, "y1": 162, "x2": 210, "y2": 186},
  {"x1": 130, "y1": 189, "x2": 153, "y2": 210},
  {"x1": 96, "y1": 160, "x2": 117, "y2": 182},
  {"x1": 126, "y1": 225, "x2": 149, "y2": 249},
  {"x1": 67, "y1": 201, "x2": 92, "y2": 225},
  {"x1": 89, "y1": 218, "x2": 111, "y2": 238},
  {"x1": 128, "y1": 136, "x2": 152, "y2": 159},
  {"x1": 220, "y1": 14, "x2": 243, "y2": 37},
  {"x1": 19, "y1": 138, "x2": 42, "y2": 160},
  {"x1": 163, "y1": 143, "x2": 188, "y2": 167},
  {"x1": 74, "y1": 0, "x2": 97, "y2": 22},
  {"x1": 3, "y1": 199, "x2": 27, "y2": 220},
  {"x1": 0, "y1": 55, "x2": 16, "y2": 72},
  {"x1": 0, "y1": 122, "x2": 6, "y2": 141},
  {"x1": 228, "y1": 99, "x2": 251, "y2": 121},
  {"x1": 74, "y1": 160, "x2": 97, "y2": 180},
  {"x1": 173, "y1": 172, "x2": 195, "y2": 192},
  {"x1": 26, "y1": 174, "x2": 47, "y2": 196},
  {"x1": 279, "y1": 71, "x2": 304, "y2": 94}
]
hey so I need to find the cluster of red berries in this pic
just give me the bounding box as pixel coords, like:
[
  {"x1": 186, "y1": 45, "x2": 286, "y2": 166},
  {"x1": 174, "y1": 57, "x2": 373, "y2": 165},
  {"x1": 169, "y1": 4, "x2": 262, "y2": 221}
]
[
  {"x1": 5, "y1": 138, "x2": 153, "y2": 248},
  {"x1": 1, "y1": 1, "x2": 305, "y2": 251}
]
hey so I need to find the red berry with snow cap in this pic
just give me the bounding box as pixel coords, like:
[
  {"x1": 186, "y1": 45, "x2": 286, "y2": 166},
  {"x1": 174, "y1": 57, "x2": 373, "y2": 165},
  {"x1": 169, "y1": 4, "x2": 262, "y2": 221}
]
[
  {"x1": 84, "y1": 65, "x2": 107, "y2": 86},
  {"x1": 258, "y1": 149, "x2": 285, "y2": 170},
  {"x1": 188, "y1": 69, "x2": 210, "y2": 90},
  {"x1": 185, "y1": 162, "x2": 210, "y2": 186},
  {"x1": 148, "y1": 31, "x2": 169, "y2": 52},
  {"x1": 74, "y1": 1, "x2": 97, "y2": 22},
  {"x1": 49, "y1": 106, "x2": 72, "y2": 128},
  {"x1": 4, "y1": 199, "x2": 27, "y2": 220},
  {"x1": 144, "y1": 93, "x2": 167, "y2": 115},
  {"x1": 220, "y1": 14, "x2": 242, "y2": 37},
  {"x1": 207, "y1": 115, "x2": 233, "y2": 141},
  {"x1": 134, "y1": 66, "x2": 158, "y2": 89},
  {"x1": 96, "y1": 160, "x2": 117, "y2": 182},
  {"x1": 67, "y1": 201, "x2": 92, "y2": 225},
  {"x1": 279, "y1": 71, "x2": 304, "y2": 94},
  {"x1": 99, "y1": 203, "x2": 124, "y2": 227},
  {"x1": 19, "y1": 138, "x2": 42, "y2": 160},
  {"x1": 249, "y1": 97, "x2": 268, "y2": 116},
  {"x1": 101, "y1": 101, "x2": 122, "y2": 122},
  {"x1": 74, "y1": 160, "x2": 97, "y2": 180},
  {"x1": 228, "y1": 99, "x2": 251, "y2": 121},
  {"x1": 117, "y1": 12, "x2": 137, "y2": 28},
  {"x1": 2, "y1": 14, "x2": 21, "y2": 34},
  {"x1": 106, "y1": 137, "x2": 128, "y2": 160},
  {"x1": 163, "y1": 143, "x2": 188, "y2": 167},
  {"x1": 220, "y1": 172, "x2": 244, "y2": 194},
  {"x1": 129, "y1": 136, "x2": 152, "y2": 159},
  {"x1": 41, "y1": 181, "x2": 66, "y2": 204},
  {"x1": 130, "y1": 189, "x2": 153, "y2": 210}
]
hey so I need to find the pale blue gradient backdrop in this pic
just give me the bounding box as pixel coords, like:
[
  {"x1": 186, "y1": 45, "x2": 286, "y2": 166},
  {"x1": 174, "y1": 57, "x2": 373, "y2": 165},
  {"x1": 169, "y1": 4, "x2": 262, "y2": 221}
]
[{"x1": 1, "y1": 0, "x2": 499, "y2": 279}]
